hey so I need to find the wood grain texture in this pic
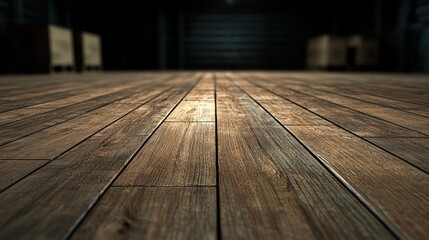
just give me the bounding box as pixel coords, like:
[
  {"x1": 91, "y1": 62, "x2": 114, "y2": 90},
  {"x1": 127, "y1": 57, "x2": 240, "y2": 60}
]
[
  {"x1": 245, "y1": 78, "x2": 424, "y2": 137},
  {"x1": 0, "y1": 71, "x2": 427, "y2": 240},
  {"x1": 312, "y1": 85, "x2": 429, "y2": 116},
  {"x1": 0, "y1": 103, "x2": 140, "y2": 159},
  {"x1": 167, "y1": 101, "x2": 215, "y2": 122},
  {"x1": 0, "y1": 78, "x2": 170, "y2": 146},
  {"x1": 333, "y1": 84, "x2": 429, "y2": 107},
  {"x1": 0, "y1": 160, "x2": 47, "y2": 191},
  {"x1": 288, "y1": 125, "x2": 429, "y2": 240},
  {"x1": 193, "y1": 73, "x2": 214, "y2": 90},
  {"x1": 71, "y1": 187, "x2": 216, "y2": 240},
  {"x1": 0, "y1": 78, "x2": 119, "y2": 112},
  {"x1": 0, "y1": 77, "x2": 194, "y2": 159},
  {"x1": 184, "y1": 89, "x2": 215, "y2": 101},
  {"x1": 0, "y1": 81, "x2": 196, "y2": 239},
  {"x1": 287, "y1": 86, "x2": 429, "y2": 135},
  {"x1": 232, "y1": 79, "x2": 326, "y2": 126},
  {"x1": 365, "y1": 137, "x2": 429, "y2": 173},
  {"x1": 216, "y1": 79, "x2": 394, "y2": 239},
  {"x1": 114, "y1": 122, "x2": 216, "y2": 186},
  {"x1": 407, "y1": 108, "x2": 429, "y2": 117},
  {"x1": 0, "y1": 80, "x2": 151, "y2": 126},
  {"x1": 231, "y1": 77, "x2": 327, "y2": 125},
  {"x1": 258, "y1": 100, "x2": 329, "y2": 125}
]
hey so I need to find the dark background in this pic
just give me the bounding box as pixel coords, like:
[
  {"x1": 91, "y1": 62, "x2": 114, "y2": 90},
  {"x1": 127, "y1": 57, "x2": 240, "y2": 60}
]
[{"x1": 0, "y1": 0, "x2": 429, "y2": 72}]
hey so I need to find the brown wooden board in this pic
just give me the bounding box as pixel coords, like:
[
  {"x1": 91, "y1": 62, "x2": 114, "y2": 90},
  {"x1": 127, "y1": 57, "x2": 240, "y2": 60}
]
[
  {"x1": 365, "y1": 137, "x2": 429, "y2": 173},
  {"x1": 0, "y1": 103, "x2": 140, "y2": 159},
  {"x1": 0, "y1": 76, "x2": 197, "y2": 239},
  {"x1": 287, "y1": 86, "x2": 429, "y2": 135},
  {"x1": 216, "y1": 78, "x2": 393, "y2": 239},
  {"x1": 244, "y1": 77, "x2": 425, "y2": 137},
  {"x1": 287, "y1": 125, "x2": 429, "y2": 239},
  {"x1": 0, "y1": 76, "x2": 172, "y2": 146},
  {"x1": 114, "y1": 122, "x2": 216, "y2": 187},
  {"x1": 0, "y1": 71, "x2": 427, "y2": 240},
  {"x1": 0, "y1": 160, "x2": 48, "y2": 191},
  {"x1": 166, "y1": 101, "x2": 215, "y2": 122},
  {"x1": 71, "y1": 187, "x2": 216, "y2": 240}
]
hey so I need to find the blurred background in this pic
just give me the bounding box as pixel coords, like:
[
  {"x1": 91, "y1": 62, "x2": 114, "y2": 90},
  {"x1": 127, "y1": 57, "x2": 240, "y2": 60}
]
[{"x1": 0, "y1": 0, "x2": 428, "y2": 73}]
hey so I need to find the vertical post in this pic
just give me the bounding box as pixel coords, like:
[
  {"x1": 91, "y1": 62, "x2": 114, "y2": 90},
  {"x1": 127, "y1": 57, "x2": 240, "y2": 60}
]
[{"x1": 157, "y1": 1, "x2": 167, "y2": 70}]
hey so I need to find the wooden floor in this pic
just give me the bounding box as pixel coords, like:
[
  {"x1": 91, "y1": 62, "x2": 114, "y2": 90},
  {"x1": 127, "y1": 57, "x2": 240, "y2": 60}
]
[{"x1": 0, "y1": 71, "x2": 428, "y2": 239}]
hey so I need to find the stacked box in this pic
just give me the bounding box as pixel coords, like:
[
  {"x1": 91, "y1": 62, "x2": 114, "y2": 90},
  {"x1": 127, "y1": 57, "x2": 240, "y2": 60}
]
[
  {"x1": 8, "y1": 24, "x2": 75, "y2": 73},
  {"x1": 348, "y1": 35, "x2": 379, "y2": 67},
  {"x1": 74, "y1": 32, "x2": 103, "y2": 71},
  {"x1": 307, "y1": 34, "x2": 348, "y2": 69}
]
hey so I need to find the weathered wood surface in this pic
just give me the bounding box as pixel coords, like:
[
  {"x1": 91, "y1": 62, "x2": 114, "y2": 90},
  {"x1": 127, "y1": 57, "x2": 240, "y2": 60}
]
[
  {"x1": 216, "y1": 78, "x2": 394, "y2": 239},
  {"x1": 0, "y1": 160, "x2": 48, "y2": 191},
  {"x1": 365, "y1": 137, "x2": 429, "y2": 173},
  {"x1": 71, "y1": 187, "x2": 216, "y2": 240},
  {"x1": 0, "y1": 71, "x2": 427, "y2": 240},
  {"x1": 0, "y1": 73, "x2": 199, "y2": 239},
  {"x1": 114, "y1": 122, "x2": 216, "y2": 187}
]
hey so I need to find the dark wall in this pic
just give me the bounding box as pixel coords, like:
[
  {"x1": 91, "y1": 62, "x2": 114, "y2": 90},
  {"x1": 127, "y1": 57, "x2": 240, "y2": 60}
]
[
  {"x1": 0, "y1": 0, "x2": 71, "y2": 73},
  {"x1": 1, "y1": 0, "x2": 429, "y2": 72},
  {"x1": 416, "y1": 1, "x2": 429, "y2": 71},
  {"x1": 183, "y1": 2, "x2": 317, "y2": 69},
  {"x1": 72, "y1": 0, "x2": 376, "y2": 70}
]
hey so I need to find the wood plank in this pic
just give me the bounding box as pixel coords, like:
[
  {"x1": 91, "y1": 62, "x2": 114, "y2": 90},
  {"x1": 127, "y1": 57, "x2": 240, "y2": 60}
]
[
  {"x1": 71, "y1": 187, "x2": 216, "y2": 240},
  {"x1": 287, "y1": 125, "x2": 429, "y2": 240},
  {"x1": 184, "y1": 89, "x2": 215, "y2": 101},
  {"x1": 257, "y1": 100, "x2": 329, "y2": 125},
  {"x1": 0, "y1": 80, "x2": 91, "y2": 101},
  {"x1": 0, "y1": 103, "x2": 140, "y2": 159},
  {"x1": 193, "y1": 73, "x2": 214, "y2": 90},
  {"x1": 114, "y1": 122, "x2": 216, "y2": 186},
  {"x1": 216, "y1": 79, "x2": 394, "y2": 239},
  {"x1": 0, "y1": 75, "x2": 194, "y2": 158},
  {"x1": 351, "y1": 106, "x2": 429, "y2": 135},
  {"x1": 244, "y1": 77, "x2": 425, "y2": 137},
  {"x1": 287, "y1": 86, "x2": 429, "y2": 135},
  {"x1": 118, "y1": 86, "x2": 172, "y2": 104},
  {"x1": 312, "y1": 85, "x2": 429, "y2": 116},
  {"x1": 408, "y1": 108, "x2": 429, "y2": 117},
  {"x1": 0, "y1": 77, "x2": 173, "y2": 146},
  {"x1": 0, "y1": 73, "x2": 160, "y2": 101},
  {"x1": 335, "y1": 84, "x2": 429, "y2": 107},
  {"x1": 0, "y1": 78, "x2": 196, "y2": 239},
  {"x1": 0, "y1": 160, "x2": 47, "y2": 191},
  {"x1": 166, "y1": 101, "x2": 215, "y2": 122},
  {"x1": 365, "y1": 137, "x2": 429, "y2": 173},
  {"x1": 0, "y1": 83, "x2": 138, "y2": 126},
  {"x1": 230, "y1": 75, "x2": 327, "y2": 125},
  {"x1": 249, "y1": 73, "x2": 429, "y2": 108},
  {"x1": 0, "y1": 78, "x2": 123, "y2": 111}
]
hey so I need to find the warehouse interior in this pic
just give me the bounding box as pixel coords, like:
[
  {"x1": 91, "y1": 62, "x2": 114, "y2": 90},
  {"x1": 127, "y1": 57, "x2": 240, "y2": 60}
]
[
  {"x1": 0, "y1": 0, "x2": 428, "y2": 72},
  {"x1": 0, "y1": 0, "x2": 428, "y2": 240}
]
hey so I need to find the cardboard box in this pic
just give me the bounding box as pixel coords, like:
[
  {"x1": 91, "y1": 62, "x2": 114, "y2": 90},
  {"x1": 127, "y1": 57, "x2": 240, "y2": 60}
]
[{"x1": 307, "y1": 34, "x2": 347, "y2": 69}]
